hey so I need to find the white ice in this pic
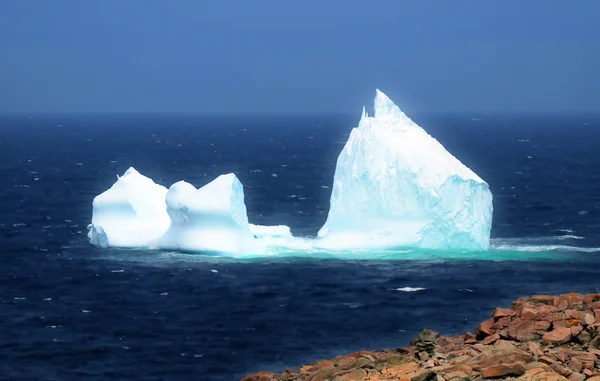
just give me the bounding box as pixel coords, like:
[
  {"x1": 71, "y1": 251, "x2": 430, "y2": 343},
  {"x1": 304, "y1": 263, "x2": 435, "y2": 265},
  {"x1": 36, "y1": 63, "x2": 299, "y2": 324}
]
[
  {"x1": 87, "y1": 167, "x2": 170, "y2": 248},
  {"x1": 155, "y1": 174, "x2": 258, "y2": 255},
  {"x1": 88, "y1": 89, "x2": 493, "y2": 255},
  {"x1": 315, "y1": 89, "x2": 493, "y2": 251}
]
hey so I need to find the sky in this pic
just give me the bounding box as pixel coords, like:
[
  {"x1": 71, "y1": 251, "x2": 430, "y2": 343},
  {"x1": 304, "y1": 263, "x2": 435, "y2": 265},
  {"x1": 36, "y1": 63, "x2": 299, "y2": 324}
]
[{"x1": 1, "y1": 1, "x2": 599, "y2": 114}]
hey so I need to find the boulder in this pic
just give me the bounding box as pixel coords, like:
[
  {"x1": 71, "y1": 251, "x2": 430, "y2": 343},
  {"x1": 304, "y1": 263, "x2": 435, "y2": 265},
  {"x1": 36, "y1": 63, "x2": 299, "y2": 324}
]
[{"x1": 543, "y1": 328, "x2": 572, "y2": 345}]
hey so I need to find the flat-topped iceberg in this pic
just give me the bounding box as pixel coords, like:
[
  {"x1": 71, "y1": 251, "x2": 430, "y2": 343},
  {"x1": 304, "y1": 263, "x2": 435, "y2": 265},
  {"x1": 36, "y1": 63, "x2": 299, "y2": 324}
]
[
  {"x1": 316, "y1": 89, "x2": 493, "y2": 251},
  {"x1": 156, "y1": 174, "x2": 258, "y2": 254}
]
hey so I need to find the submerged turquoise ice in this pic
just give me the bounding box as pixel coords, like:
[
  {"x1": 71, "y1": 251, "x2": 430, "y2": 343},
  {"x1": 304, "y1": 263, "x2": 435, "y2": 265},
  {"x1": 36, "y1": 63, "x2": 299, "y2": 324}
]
[{"x1": 88, "y1": 90, "x2": 493, "y2": 255}]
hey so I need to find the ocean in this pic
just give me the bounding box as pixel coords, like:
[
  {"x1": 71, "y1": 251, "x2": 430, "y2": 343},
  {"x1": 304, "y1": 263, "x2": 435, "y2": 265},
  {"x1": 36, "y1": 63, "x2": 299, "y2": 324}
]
[{"x1": 1, "y1": 113, "x2": 600, "y2": 380}]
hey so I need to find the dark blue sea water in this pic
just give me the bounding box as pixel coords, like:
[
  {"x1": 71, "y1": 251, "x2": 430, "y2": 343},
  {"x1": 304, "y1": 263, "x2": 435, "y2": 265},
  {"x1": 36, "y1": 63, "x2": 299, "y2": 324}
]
[{"x1": 2, "y1": 113, "x2": 600, "y2": 380}]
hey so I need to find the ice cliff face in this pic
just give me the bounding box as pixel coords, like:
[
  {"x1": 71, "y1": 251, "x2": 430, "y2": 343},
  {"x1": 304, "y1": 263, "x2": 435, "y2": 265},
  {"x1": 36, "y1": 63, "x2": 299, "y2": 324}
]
[{"x1": 316, "y1": 90, "x2": 493, "y2": 251}]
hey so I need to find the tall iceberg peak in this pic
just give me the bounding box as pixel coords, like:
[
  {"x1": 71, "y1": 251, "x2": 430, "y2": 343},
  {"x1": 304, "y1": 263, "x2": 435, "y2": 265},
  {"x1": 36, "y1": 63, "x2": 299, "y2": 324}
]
[{"x1": 317, "y1": 90, "x2": 493, "y2": 251}]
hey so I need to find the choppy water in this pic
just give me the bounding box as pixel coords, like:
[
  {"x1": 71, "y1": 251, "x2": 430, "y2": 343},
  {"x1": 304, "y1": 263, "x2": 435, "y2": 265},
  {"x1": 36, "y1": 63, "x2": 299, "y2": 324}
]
[{"x1": 1, "y1": 113, "x2": 600, "y2": 380}]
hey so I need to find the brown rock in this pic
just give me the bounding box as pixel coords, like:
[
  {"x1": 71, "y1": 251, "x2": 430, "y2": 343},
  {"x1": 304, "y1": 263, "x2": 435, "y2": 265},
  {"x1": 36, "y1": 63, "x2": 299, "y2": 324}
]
[
  {"x1": 549, "y1": 361, "x2": 573, "y2": 378},
  {"x1": 567, "y1": 357, "x2": 583, "y2": 373},
  {"x1": 543, "y1": 327, "x2": 572, "y2": 345},
  {"x1": 508, "y1": 318, "x2": 552, "y2": 341},
  {"x1": 522, "y1": 306, "x2": 540, "y2": 320},
  {"x1": 576, "y1": 330, "x2": 591, "y2": 344},
  {"x1": 473, "y1": 344, "x2": 491, "y2": 353},
  {"x1": 481, "y1": 361, "x2": 527, "y2": 378},
  {"x1": 529, "y1": 295, "x2": 557, "y2": 305},
  {"x1": 482, "y1": 334, "x2": 500, "y2": 345},
  {"x1": 443, "y1": 370, "x2": 470, "y2": 381},
  {"x1": 418, "y1": 351, "x2": 431, "y2": 361},
  {"x1": 525, "y1": 362, "x2": 552, "y2": 371},
  {"x1": 554, "y1": 293, "x2": 584, "y2": 309},
  {"x1": 382, "y1": 362, "x2": 419, "y2": 377},
  {"x1": 469, "y1": 341, "x2": 534, "y2": 371},
  {"x1": 476, "y1": 319, "x2": 495, "y2": 338},
  {"x1": 518, "y1": 367, "x2": 546, "y2": 381},
  {"x1": 583, "y1": 293, "x2": 600, "y2": 304},
  {"x1": 595, "y1": 309, "x2": 600, "y2": 322},
  {"x1": 565, "y1": 311, "x2": 586, "y2": 320},
  {"x1": 587, "y1": 347, "x2": 600, "y2": 356},
  {"x1": 556, "y1": 348, "x2": 570, "y2": 363},
  {"x1": 567, "y1": 373, "x2": 585, "y2": 381},
  {"x1": 588, "y1": 377, "x2": 600, "y2": 381},
  {"x1": 334, "y1": 369, "x2": 368, "y2": 381},
  {"x1": 529, "y1": 342, "x2": 544, "y2": 358},
  {"x1": 240, "y1": 372, "x2": 277, "y2": 381},
  {"x1": 570, "y1": 325, "x2": 583, "y2": 337},
  {"x1": 407, "y1": 369, "x2": 437, "y2": 381},
  {"x1": 494, "y1": 316, "x2": 513, "y2": 330},
  {"x1": 494, "y1": 307, "x2": 517, "y2": 319},
  {"x1": 540, "y1": 356, "x2": 557, "y2": 365},
  {"x1": 583, "y1": 369, "x2": 593, "y2": 377},
  {"x1": 529, "y1": 372, "x2": 569, "y2": 381},
  {"x1": 569, "y1": 352, "x2": 596, "y2": 370},
  {"x1": 583, "y1": 313, "x2": 596, "y2": 326}
]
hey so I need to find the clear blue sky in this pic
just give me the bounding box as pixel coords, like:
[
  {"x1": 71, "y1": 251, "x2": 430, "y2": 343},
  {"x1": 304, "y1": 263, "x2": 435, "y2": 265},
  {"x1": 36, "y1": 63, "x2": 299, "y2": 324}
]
[{"x1": 1, "y1": 1, "x2": 599, "y2": 114}]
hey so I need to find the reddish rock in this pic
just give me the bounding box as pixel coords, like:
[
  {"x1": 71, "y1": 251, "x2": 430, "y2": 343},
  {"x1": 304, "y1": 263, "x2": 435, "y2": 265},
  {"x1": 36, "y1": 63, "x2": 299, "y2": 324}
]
[
  {"x1": 528, "y1": 342, "x2": 543, "y2": 358},
  {"x1": 567, "y1": 357, "x2": 583, "y2": 373},
  {"x1": 518, "y1": 367, "x2": 547, "y2": 381},
  {"x1": 569, "y1": 352, "x2": 596, "y2": 370},
  {"x1": 480, "y1": 361, "x2": 526, "y2": 378},
  {"x1": 508, "y1": 318, "x2": 552, "y2": 341},
  {"x1": 481, "y1": 334, "x2": 500, "y2": 345},
  {"x1": 583, "y1": 313, "x2": 596, "y2": 326},
  {"x1": 554, "y1": 294, "x2": 584, "y2": 309},
  {"x1": 567, "y1": 372, "x2": 585, "y2": 381},
  {"x1": 382, "y1": 362, "x2": 419, "y2": 377},
  {"x1": 476, "y1": 319, "x2": 495, "y2": 338},
  {"x1": 334, "y1": 369, "x2": 368, "y2": 381},
  {"x1": 243, "y1": 292, "x2": 600, "y2": 381},
  {"x1": 565, "y1": 310, "x2": 586, "y2": 320},
  {"x1": 528, "y1": 295, "x2": 557, "y2": 305},
  {"x1": 241, "y1": 372, "x2": 277, "y2": 381},
  {"x1": 443, "y1": 370, "x2": 470, "y2": 381},
  {"x1": 494, "y1": 316, "x2": 513, "y2": 330},
  {"x1": 570, "y1": 325, "x2": 583, "y2": 338},
  {"x1": 521, "y1": 306, "x2": 540, "y2": 320},
  {"x1": 583, "y1": 293, "x2": 600, "y2": 304},
  {"x1": 543, "y1": 327, "x2": 572, "y2": 345},
  {"x1": 493, "y1": 307, "x2": 517, "y2": 319}
]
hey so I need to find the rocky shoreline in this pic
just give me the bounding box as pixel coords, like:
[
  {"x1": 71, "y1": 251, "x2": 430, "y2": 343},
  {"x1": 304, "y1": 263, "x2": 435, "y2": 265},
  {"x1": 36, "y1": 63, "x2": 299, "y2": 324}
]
[{"x1": 242, "y1": 293, "x2": 600, "y2": 381}]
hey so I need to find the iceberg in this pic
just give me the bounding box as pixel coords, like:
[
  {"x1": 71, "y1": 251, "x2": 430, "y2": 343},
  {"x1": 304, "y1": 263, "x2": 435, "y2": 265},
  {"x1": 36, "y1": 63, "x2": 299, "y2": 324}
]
[
  {"x1": 316, "y1": 89, "x2": 493, "y2": 251},
  {"x1": 88, "y1": 89, "x2": 493, "y2": 256},
  {"x1": 87, "y1": 167, "x2": 170, "y2": 248},
  {"x1": 156, "y1": 174, "x2": 258, "y2": 254}
]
